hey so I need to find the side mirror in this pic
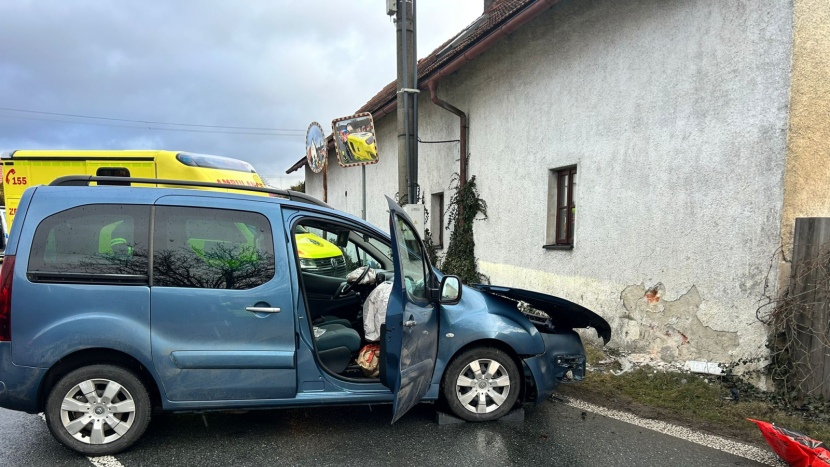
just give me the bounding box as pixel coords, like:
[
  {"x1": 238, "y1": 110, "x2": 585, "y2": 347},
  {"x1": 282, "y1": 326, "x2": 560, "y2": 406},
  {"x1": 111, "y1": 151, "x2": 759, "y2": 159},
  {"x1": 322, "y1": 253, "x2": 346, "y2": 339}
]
[{"x1": 439, "y1": 275, "x2": 462, "y2": 305}]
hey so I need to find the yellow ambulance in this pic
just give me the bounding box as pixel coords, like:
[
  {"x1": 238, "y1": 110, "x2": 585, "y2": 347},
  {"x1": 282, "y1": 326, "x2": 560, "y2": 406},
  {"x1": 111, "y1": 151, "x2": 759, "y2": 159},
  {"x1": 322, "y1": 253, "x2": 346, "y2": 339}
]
[{"x1": 0, "y1": 150, "x2": 266, "y2": 227}]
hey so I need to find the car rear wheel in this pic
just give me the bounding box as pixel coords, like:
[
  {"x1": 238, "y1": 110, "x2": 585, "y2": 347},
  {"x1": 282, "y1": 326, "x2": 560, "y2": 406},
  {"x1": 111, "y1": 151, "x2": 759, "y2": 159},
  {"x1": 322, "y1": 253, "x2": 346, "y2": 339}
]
[
  {"x1": 442, "y1": 347, "x2": 520, "y2": 422},
  {"x1": 45, "y1": 364, "x2": 151, "y2": 456}
]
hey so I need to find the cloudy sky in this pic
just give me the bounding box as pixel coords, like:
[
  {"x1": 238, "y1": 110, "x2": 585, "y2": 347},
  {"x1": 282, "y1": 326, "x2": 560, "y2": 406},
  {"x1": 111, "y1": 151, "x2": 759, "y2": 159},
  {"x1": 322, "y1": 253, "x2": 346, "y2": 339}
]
[{"x1": 0, "y1": 1, "x2": 483, "y2": 188}]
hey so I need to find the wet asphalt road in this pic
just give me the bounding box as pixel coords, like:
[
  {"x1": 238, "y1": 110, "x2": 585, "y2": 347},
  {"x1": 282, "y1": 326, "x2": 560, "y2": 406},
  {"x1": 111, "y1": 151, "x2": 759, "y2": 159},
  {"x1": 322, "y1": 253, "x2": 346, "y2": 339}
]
[{"x1": 0, "y1": 401, "x2": 767, "y2": 467}]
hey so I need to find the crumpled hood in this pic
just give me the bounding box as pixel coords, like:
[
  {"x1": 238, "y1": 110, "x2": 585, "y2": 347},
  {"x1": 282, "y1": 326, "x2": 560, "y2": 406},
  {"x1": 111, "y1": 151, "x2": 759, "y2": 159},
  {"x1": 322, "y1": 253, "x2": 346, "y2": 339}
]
[{"x1": 471, "y1": 284, "x2": 612, "y2": 345}]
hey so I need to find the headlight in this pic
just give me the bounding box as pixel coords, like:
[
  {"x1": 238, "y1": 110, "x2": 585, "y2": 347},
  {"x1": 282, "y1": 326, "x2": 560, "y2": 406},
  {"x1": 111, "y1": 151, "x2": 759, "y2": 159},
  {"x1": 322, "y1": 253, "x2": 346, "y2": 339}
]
[
  {"x1": 300, "y1": 258, "x2": 317, "y2": 270},
  {"x1": 366, "y1": 136, "x2": 374, "y2": 145}
]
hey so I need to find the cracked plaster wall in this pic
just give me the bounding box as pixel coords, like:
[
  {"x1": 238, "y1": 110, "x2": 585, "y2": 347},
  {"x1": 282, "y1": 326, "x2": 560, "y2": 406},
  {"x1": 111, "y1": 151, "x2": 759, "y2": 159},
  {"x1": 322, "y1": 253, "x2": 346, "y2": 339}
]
[{"x1": 306, "y1": 0, "x2": 795, "y2": 364}]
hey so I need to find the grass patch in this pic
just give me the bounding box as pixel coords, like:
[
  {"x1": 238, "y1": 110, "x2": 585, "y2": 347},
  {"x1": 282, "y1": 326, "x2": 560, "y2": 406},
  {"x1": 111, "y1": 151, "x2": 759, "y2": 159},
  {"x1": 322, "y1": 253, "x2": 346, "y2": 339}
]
[{"x1": 557, "y1": 354, "x2": 830, "y2": 446}]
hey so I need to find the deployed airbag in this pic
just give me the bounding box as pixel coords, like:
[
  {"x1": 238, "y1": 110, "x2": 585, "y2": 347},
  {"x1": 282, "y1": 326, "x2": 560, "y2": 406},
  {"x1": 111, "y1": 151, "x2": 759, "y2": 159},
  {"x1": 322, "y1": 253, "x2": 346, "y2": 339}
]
[{"x1": 363, "y1": 281, "x2": 393, "y2": 342}]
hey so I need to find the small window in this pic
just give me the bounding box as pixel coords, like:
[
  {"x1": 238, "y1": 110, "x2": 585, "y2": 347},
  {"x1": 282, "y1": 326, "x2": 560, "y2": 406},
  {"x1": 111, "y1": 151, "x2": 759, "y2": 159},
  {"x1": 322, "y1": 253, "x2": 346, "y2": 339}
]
[
  {"x1": 430, "y1": 192, "x2": 444, "y2": 248},
  {"x1": 153, "y1": 206, "x2": 275, "y2": 289},
  {"x1": 28, "y1": 204, "x2": 150, "y2": 279},
  {"x1": 546, "y1": 167, "x2": 576, "y2": 246},
  {"x1": 96, "y1": 167, "x2": 131, "y2": 186}
]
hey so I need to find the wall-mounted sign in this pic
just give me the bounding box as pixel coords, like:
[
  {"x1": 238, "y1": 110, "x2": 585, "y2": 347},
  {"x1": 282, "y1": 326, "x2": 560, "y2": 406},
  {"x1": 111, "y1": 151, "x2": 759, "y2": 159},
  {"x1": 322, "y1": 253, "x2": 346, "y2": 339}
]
[
  {"x1": 332, "y1": 112, "x2": 379, "y2": 168},
  {"x1": 306, "y1": 122, "x2": 327, "y2": 174}
]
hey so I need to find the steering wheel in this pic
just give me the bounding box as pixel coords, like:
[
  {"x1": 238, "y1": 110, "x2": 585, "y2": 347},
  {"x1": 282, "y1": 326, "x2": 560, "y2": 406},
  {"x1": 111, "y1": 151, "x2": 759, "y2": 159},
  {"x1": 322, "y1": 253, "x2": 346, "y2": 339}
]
[{"x1": 342, "y1": 266, "x2": 371, "y2": 295}]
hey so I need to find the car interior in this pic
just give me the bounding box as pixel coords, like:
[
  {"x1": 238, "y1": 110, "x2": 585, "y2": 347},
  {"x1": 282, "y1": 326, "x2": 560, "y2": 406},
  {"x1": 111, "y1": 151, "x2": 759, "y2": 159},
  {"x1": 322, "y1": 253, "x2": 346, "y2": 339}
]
[{"x1": 293, "y1": 220, "x2": 396, "y2": 381}]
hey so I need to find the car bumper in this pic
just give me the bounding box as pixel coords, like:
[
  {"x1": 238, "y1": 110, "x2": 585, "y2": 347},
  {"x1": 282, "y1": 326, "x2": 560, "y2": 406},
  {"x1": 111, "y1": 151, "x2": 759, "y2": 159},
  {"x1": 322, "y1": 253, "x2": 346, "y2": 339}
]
[
  {"x1": 523, "y1": 330, "x2": 587, "y2": 405},
  {"x1": 0, "y1": 342, "x2": 46, "y2": 413}
]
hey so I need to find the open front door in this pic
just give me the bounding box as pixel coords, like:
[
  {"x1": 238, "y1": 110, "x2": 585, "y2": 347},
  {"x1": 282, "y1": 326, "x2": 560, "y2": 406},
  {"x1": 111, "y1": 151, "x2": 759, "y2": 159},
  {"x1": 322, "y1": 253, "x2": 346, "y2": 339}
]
[{"x1": 382, "y1": 196, "x2": 439, "y2": 423}]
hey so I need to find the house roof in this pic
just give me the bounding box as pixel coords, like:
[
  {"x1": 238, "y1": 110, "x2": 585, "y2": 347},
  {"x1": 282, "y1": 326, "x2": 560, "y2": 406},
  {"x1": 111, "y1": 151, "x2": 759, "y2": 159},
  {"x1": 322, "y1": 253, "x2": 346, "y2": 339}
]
[
  {"x1": 286, "y1": 0, "x2": 538, "y2": 174},
  {"x1": 356, "y1": 0, "x2": 534, "y2": 115}
]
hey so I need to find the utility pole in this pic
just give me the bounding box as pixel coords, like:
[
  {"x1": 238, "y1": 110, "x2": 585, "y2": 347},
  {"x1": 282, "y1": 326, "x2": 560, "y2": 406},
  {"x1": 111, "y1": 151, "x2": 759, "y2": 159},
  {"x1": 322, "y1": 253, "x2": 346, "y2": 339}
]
[{"x1": 395, "y1": 0, "x2": 418, "y2": 205}]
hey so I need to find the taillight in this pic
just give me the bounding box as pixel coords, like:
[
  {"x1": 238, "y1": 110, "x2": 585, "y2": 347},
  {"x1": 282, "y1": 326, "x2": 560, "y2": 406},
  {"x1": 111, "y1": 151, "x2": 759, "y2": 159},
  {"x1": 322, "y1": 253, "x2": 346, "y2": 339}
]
[{"x1": 0, "y1": 255, "x2": 15, "y2": 341}]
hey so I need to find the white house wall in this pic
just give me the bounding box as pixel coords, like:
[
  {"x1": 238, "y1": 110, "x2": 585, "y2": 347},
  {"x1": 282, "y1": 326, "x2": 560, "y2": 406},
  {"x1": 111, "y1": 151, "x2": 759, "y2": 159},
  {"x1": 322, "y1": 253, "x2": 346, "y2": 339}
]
[{"x1": 306, "y1": 0, "x2": 794, "y2": 365}]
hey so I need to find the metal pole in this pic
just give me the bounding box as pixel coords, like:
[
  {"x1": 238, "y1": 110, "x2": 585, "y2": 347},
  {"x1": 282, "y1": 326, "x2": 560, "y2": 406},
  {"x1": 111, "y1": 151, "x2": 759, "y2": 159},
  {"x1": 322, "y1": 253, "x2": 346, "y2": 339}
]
[
  {"x1": 402, "y1": 0, "x2": 411, "y2": 204},
  {"x1": 361, "y1": 165, "x2": 366, "y2": 220},
  {"x1": 411, "y1": 0, "x2": 418, "y2": 204},
  {"x1": 322, "y1": 160, "x2": 327, "y2": 203}
]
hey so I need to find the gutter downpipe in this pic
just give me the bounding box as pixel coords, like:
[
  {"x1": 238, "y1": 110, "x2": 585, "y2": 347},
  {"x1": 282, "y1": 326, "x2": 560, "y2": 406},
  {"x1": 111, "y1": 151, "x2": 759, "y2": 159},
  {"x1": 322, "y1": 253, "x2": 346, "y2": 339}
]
[
  {"x1": 428, "y1": 80, "x2": 467, "y2": 189},
  {"x1": 371, "y1": 0, "x2": 558, "y2": 195},
  {"x1": 424, "y1": 0, "x2": 559, "y2": 191}
]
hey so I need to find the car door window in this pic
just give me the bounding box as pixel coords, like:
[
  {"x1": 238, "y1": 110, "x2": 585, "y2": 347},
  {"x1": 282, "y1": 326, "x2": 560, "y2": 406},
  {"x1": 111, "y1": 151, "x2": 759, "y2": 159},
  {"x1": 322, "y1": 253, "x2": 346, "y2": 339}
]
[
  {"x1": 153, "y1": 206, "x2": 275, "y2": 289},
  {"x1": 342, "y1": 240, "x2": 386, "y2": 270},
  {"x1": 28, "y1": 204, "x2": 150, "y2": 277},
  {"x1": 393, "y1": 216, "x2": 428, "y2": 301}
]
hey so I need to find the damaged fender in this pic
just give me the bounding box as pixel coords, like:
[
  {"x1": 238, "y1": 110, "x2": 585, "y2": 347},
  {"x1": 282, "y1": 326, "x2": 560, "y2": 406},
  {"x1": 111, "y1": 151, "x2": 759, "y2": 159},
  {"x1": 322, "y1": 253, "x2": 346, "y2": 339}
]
[
  {"x1": 472, "y1": 285, "x2": 611, "y2": 404},
  {"x1": 472, "y1": 285, "x2": 611, "y2": 344}
]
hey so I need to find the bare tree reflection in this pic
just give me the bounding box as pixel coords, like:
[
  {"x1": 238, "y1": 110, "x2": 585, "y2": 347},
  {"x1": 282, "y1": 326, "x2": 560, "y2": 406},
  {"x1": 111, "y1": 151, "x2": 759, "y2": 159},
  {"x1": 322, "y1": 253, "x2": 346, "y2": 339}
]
[
  {"x1": 153, "y1": 243, "x2": 275, "y2": 289},
  {"x1": 57, "y1": 248, "x2": 150, "y2": 276}
]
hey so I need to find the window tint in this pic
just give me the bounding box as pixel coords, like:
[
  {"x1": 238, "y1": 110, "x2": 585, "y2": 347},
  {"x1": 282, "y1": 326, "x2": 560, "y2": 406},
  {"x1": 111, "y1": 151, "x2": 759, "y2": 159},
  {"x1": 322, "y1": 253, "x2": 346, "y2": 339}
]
[
  {"x1": 393, "y1": 216, "x2": 427, "y2": 301},
  {"x1": 96, "y1": 167, "x2": 131, "y2": 186},
  {"x1": 153, "y1": 206, "x2": 275, "y2": 289},
  {"x1": 28, "y1": 205, "x2": 150, "y2": 276}
]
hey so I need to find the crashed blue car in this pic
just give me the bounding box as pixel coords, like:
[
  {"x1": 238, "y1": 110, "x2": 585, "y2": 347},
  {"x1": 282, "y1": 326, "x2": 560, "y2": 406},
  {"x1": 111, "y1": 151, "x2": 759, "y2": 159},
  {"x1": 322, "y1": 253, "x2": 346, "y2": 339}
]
[{"x1": 0, "y1": 176, "x2": 610, "y2": 455}]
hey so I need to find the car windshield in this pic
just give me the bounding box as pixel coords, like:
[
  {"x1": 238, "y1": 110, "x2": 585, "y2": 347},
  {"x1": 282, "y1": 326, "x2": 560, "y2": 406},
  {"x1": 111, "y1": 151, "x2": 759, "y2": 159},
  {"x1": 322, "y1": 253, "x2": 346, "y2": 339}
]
[
  {"x1": 176, "y1": 153, "x2": 256, "y2": 173},
  {"x1": 365, "y1": 235, "x2": 393, "y2": 263}
]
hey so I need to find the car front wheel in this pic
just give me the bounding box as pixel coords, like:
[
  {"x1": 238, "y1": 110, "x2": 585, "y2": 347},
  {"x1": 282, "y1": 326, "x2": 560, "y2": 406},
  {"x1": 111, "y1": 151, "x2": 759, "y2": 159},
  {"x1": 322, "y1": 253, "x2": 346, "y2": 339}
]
[
  {"x1": 45, "y1": 364, "x2": 151, "y2": 456},
  {"x1": 442, "y1": 347, "x2": 520, "y2": 422}
]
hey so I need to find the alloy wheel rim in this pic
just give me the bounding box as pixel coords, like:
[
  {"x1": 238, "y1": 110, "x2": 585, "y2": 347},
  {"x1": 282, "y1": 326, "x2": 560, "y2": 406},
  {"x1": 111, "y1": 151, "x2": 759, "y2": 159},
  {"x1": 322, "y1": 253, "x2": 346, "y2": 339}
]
[
  {"x1": 59, "y1": 378, "x2": 136, "y2": 445},
  {"x1": 455, "y1": 358, "x2": 510, "y2": 414}
]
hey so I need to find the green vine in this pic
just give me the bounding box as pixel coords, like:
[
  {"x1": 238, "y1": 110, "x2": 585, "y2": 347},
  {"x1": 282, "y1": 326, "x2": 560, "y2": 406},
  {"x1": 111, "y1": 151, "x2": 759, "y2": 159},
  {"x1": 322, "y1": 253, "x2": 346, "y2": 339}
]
[
  {"x1": 441, "y1": 174, "x2": 489, "y2": 285},
  {"x1": 423, "y1": 226, "x2": 440, "y2": 266}
]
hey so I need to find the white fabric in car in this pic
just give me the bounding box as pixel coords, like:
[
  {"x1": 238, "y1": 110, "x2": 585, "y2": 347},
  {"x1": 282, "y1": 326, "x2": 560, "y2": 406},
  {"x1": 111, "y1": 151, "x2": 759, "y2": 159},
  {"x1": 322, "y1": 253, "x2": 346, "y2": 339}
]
[{"x1": 363, "y1": 281, "x2": 392, "y2": 342}]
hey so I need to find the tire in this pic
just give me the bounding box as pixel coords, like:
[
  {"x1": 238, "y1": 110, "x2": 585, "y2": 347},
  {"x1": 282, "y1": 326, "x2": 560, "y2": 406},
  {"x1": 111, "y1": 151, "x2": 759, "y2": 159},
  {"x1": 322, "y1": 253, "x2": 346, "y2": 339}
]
[
  {"x1": 442, "y1": 347, "x2": 520, "y2": 422},
  {"x1": 45, "y1": 364, "x2": 151, "y2": 456}
]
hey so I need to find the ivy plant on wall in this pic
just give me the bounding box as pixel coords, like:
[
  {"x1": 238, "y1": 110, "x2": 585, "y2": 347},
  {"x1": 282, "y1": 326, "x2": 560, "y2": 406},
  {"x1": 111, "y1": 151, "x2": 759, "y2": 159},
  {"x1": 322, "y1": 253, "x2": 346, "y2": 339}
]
[{"x1": 441, "y1": 174, "x2": 489, "y2": 285}]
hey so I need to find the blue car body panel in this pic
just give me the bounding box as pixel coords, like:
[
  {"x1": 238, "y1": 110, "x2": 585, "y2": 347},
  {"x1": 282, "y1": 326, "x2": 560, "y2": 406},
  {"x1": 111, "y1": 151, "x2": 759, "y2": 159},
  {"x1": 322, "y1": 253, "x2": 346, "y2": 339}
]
[
  {"x1": 0, "y1": 185, "x2": 608, "y2": 418},
  {"x1": 427, "y1": 284, "x2": 546, "y2": 387},
  {"x1": 149, "y1": 195, "x2": 297, "y2": 402},
  {"x1": 0, "y1": 342, "x2": 46, "y2": 412},
  {"x1": 384, "y1": 197, "x2": 440, "y2": 423},
  {"x1": 523, "y1": 331, "x2": 586, "y2": 404}
]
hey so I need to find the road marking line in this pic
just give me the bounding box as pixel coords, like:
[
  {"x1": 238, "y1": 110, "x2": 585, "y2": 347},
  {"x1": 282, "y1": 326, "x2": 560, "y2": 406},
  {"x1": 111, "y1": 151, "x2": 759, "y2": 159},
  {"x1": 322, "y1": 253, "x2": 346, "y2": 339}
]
[
  {"x1": 564, "y1": 398, "x2": 785, "y2": 466},
  {"x1": 87, "y1": 456, "x2": 125, "y2": 467},
  {"x1": 36, "y1": 412, "x2": 125, "y2": 467}
]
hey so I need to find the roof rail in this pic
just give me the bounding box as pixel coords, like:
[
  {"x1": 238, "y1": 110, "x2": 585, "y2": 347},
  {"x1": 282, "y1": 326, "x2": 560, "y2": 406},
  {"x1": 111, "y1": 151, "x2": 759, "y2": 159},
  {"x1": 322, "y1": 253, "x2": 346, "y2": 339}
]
[{"x1": 49, "y1": 175, "x2": 330, "y2": 209}]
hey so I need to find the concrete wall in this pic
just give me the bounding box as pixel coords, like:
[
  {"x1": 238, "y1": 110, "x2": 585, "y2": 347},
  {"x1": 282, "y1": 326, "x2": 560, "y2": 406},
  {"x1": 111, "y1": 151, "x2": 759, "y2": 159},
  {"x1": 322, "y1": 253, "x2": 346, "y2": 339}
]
[{"x1": 306, "y1": 0, "x2": 795, "y2": 365}]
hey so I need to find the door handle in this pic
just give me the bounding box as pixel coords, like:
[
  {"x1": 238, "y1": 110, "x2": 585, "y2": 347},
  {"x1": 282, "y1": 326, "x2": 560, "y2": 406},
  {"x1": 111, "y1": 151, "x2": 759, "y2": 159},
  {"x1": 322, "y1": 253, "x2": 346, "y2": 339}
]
[
  {"x1": 246, "y1": 307, "x2": 281, "y2": 314},
  {"x1": 404, "y1": 320, "x2": 417, "y2": 327}
]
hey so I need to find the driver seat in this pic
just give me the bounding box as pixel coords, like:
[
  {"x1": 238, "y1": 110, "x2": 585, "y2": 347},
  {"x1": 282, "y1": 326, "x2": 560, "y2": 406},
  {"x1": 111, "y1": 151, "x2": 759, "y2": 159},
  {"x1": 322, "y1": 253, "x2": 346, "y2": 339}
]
[
  {"x1": 313, "y1": 315, "x2": 352, "y2": 328},
  {"x1": 315, "y1": 323, "x2": 361, "y2": 374}
]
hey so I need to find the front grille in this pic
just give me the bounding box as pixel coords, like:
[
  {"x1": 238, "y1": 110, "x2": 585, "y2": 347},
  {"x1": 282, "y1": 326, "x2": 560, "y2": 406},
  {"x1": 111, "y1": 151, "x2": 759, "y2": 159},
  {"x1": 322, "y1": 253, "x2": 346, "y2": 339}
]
[{"x1": 311, "y1": 256, "x2": 348, "y2": 277}]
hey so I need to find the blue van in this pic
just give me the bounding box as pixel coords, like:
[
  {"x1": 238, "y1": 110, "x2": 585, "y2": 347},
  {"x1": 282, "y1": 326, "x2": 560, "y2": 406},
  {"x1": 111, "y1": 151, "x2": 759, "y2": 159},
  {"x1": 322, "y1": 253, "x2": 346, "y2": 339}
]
[{"x1": 0, "y1": 176, "x2": 610, "y2": 455}]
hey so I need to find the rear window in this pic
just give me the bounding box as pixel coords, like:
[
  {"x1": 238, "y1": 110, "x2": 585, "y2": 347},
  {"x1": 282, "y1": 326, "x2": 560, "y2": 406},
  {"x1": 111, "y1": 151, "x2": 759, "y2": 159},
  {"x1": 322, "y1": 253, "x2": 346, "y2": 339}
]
[
  {"x1": 153, "y1": 206, "x2": 275, "y2": 290},
  {"x1": 28, "y1": 205, "x2": 151, "y2": 276},
  {"x1": 175, "y1": 153, "x2": 256, "y2": 173}
]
